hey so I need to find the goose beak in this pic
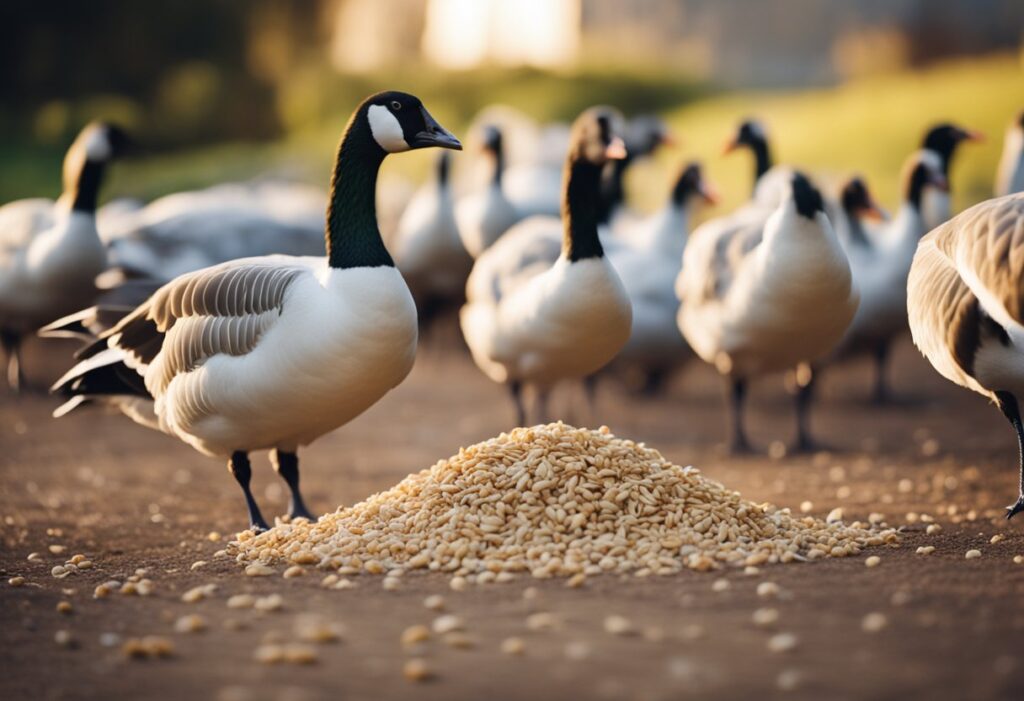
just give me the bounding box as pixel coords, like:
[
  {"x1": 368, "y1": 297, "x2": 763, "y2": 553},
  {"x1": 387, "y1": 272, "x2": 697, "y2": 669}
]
[
  {"x1": 605, "y1": 136, "x2": 628, "y2": 160},
  {"x1": 412, "y1": 107, "x2": 462, "y2": 151},
  {"x1": 962, "y1": 129, "x2": 985, "y2": 143},
  {"x1": 659, "y1": 129, "x2": 679, "y2": 148},
  {"x1": 721, "y1": 138, "x2": 738, "y2": 155},
  {"x1": 860, "y1": 201, "x2": 887, "y2": 221},
  {"x1": 700, "y1": 180, "x2": 721, "y2": 205}
]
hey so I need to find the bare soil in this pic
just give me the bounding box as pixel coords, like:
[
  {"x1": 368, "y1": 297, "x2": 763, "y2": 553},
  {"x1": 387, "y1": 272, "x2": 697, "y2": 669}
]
[{"x1": 2, "y1": 335, "x2": 1024, "y2": 701}]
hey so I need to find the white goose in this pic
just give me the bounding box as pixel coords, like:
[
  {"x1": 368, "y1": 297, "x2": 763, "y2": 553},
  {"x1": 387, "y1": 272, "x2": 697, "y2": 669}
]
[
  {"x1": 603, "y1": 162, "x2": 717, "y2": 392},
  {"x1": 598, "y1": 115, "x2": 675, "y2": 229},
  {"x1": 455, "y1": 125, "x2": 521, "y2": 258},
  {"x1": 676, "y1": 173, "x2": 858, "y2": 452},
  {"x1": 996, "y1": 111, "x2": 1024, "y2": 197},
  {"x1": 0, "y1": 122, "x2": 127, "y2": 390},
  {"x1": 392, "y1": 152, "x2": 472, "y2": 320},
  {"x1": 920, "y1": 122, "x2": 983, "y2": 231},
  {"x1": 50, "y1": 91, "x2": 462, "y2": 531},
  {"x1": 460, "y1": 108, "x2": 633, "y2": 425},
  {"x1": 907, "y1": 193, "x2": 1024, "y2": 518}
]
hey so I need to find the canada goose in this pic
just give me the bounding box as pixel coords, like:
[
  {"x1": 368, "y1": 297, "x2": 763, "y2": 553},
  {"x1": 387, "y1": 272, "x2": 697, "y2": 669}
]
[
  {"x1": 455, "y1": 125, "x2": 521, "y2": 258},
  {"x1": 723, "y1": 118, "x2": 794, "y2": 209},
  {"x1": 907, "y1": 193, "x2": 1024, "y2": 518},
  {"x1": 676, "y1": 173, "x2": 858, "y2": 452},
  {"x1": 920, "y1": 122, "x2": 983, "y2": 231},
  {"x1": 603, "y1": 162, "x2": 717, "y2": 392},
  {"x1": 393, "y1": 152, "x2": 472, "y2": 322},
  {"x1": 0, "y1": 121, "x2": 128, "y2": 391},
  {"x1": 49, "y1": 92, "x2": 461, "y2": 531},
  {"x1": 598, "y1": 115, "x2": 675, "y2": 226},
  {"x1": 460, "y1": 108, "x2": 633, "y2": 425},
  {"x1": 832, "y1": 176, "x2": 886, "y2": 254},
  {"x1": 996, "y1": 111, "x2": 1024, "y2": 197}
]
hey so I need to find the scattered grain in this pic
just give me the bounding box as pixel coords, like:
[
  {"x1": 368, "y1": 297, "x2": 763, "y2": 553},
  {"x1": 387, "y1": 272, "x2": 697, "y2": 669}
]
[{"x1": 501, "y1": 637, "x2": 525, "y2": 655}]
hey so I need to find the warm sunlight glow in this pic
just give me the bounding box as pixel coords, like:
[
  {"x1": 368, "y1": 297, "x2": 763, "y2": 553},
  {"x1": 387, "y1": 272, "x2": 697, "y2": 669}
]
[{"x1": 423, "y1": 0, "x2": 580, "y2": 69}]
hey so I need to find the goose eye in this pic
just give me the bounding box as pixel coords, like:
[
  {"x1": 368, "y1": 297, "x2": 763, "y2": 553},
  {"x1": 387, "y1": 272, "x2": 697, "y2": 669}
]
[{"x1": 390, "y1": 101, "x2": 402, "y2": 111}]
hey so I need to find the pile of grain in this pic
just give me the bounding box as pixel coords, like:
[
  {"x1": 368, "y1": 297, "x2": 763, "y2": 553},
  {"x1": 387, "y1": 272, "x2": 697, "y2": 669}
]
[{"x1": 234, "y1": 424, "x2": 897, "y2": 577}]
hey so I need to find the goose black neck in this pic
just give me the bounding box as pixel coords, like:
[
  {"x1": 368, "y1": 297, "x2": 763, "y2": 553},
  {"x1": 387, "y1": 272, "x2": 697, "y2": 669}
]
[
  {"x1": 562, "y1": 158, "x2": 605, "y2": 262},
  {"x1": 844, "y1": 210, "x2": 871, "y2": 248},
  {"x1": 325, "y1": 116, "x2": 392, "y2": 269},
  {"x1": 906, "y1": 166, "x2": 929, "y2": 212},
  {"x1": 67, "y1": 160, "x2": 106, "y2": 213},
  {"x1": 488, "y1": 145, "x2": 504, "y2": 188},
  {"x1": 752, "y1": 139, "x2": 772, "y2": 188}
]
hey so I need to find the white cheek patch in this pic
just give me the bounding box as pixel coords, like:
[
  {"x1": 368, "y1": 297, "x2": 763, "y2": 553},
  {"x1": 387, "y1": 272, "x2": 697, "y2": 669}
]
[
  {"x1": 83, "y1": 127, "x2": 112, "y2": 161},
  {"x1": 367, "y1": 105, "x2": 410, "y2": 153}
]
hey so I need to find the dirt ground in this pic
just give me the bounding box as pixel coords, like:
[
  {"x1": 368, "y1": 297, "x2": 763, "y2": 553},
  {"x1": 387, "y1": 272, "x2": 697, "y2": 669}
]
[{"x1": 3, "y1": 333, "x2": 1024, "y2": 701}]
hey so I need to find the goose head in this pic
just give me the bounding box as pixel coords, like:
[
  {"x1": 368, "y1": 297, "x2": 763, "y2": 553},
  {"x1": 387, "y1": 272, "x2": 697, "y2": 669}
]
[
  {"x1": 569, "y1": 107, "x2": 627, "y2": 166},
  {"x1": 72, "y1": 122, "x2": 132, "y2": 163},
  {"x1": 724, "y1": 119, "x2": 773, "y2": 187},
  {"x1": 670, "y1": 162, "x2": 719, "y2": 209},
  {"x1": 789, "y1": 172, "x2": 825, "y2": 221},
  {"x1": 840, "y1": 176, "x2": 885, "y2": 222},
  {"x1": 901, "y1": 150, "x2": 947, "y2": 212},
  {"x1": 626, "y1": 115, "x2": 676, "y2": 159},
  {"x1": 921, "y1": 123, "x2": 983, "y2": 173},
  {"x1": 362, "y1": 91, "x2": 462, "y2": 154},
  {"x1": 61, "y1": 122, "x2": 131, "y2": 213}
]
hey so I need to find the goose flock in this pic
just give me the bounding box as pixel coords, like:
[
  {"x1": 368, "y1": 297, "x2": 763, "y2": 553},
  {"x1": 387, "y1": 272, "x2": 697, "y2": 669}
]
[{"x1": 3, "y1": 91, "x2": 1024, "y2": 528}]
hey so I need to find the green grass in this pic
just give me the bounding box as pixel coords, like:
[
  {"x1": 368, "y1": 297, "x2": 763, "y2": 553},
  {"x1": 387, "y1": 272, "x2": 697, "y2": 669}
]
[{"x1": 629, "y1": 53, "x2": 1024, "y2": 215}]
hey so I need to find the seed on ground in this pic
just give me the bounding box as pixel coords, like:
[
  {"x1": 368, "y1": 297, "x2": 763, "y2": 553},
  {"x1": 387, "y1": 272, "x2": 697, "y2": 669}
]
[
  {"x1": 245, "y1": 563, "x2": 275, "y2": 577},
  {"x1": 865, "y1": 556, "x2": 881, "y2": 568},
  {"x1": 752, "y1": 608, "x2": 779, "y2": 627},
  {"x1": 776, "y1": 668, "x2": 803, "y2": 691},
  {"x1": 799, "y1": 501, "x2": 813, "y2": 513},
  {"x1": 174, "y1": 614, "x2": 208, "y2": 633},
  {"x1": 8, "y1": 576, "x2": 25, "y2": 587},
  {"x1": 711, "y1": 578, "x2": 730, "y2": 592},
  {"x1": 432, "y1": 614, "x2": 463, "y2": 634},
  {"x1": 232, "y1": 425, "x2": 896, "y2": 578},
  {"x1": 283, "y1": 566, "x2": 304, "y2": 579},
  {"x1": 254, "y1": 594, "x2": 284, "y2": 612},
  {"x1": 965, "y1": 550, "x2": 982, "y2": 560},
  {"x1": 226, "y1": 594, "x2": 256, "y2": 609},
  {"x1": 122, "y1": 636, "x2": 174, "y2": 659},
  {"x1": 501, "y1": 637, "x2": 525, "y2": 655},
  {"x1": 383, "y1": 577, "x2": 401, "y2": 591},
  {"x1": 767, "y1": 632, "x2": 799, "y2": 653},
  {"x1": 1013, "y1": 555, "x2": 1023, "y2": 565},
  {"x1": 190, "y1": 561, "x2": 207, "y2": 571},
  {"x1": 826, "y1": 508, "x2": 844, "y2": 523},
  {"x1": 402, "y1": 658, "x2": 432, "y2": 682},
  {"x1": 54, "y1": 630, "x2": 76, "y2": 648},
  {"x1": 916, "y1": 546, "x2": 935, "y2": 555},
  {"x1": 861, "y1": 612, "x2": 888, "y2": 633},
  {"x1": 56, "y1": 601, "x2": 73, "y2": 614},
  {"x1": 254, "y1": 644, "x2": 285, "y2": 664},
  {"x1": 525, "y1": 612, "x2": 557, "y2": 631},
  {"x1": 443, "y1": 632, "x2": 476, "y2": 649},
  {"x1": 757, "y1": 582, "x2": 780, "y2": 598},
  {"x1": 320, "y1": 574, "x2": 339, "y2": 589},
  {"x1": 27, "y1": 552, "x2": 42, "y2": 562},
  {"x1": 181, "y1": 584, "x2": 216, "y2": 603},
  {"x1": 423, "y1": 595, "x2": 445, "y2": 611},
  {"x1": 926, "y1": 524, "x2": 942, "y2": 535},
  {"x1": 283, "y1": 643, "x2": 318, "y2": 664},
  {"x1": 49, "y1": 545, "x2": 66, "y2": 555},
  {"x1": 295, "y1": 619, "x2": 342, "y2": 643},
  {"x1": 604, "y1": 615, "x2": 634, "y2": 636},
  {"x1": 449, "y1": 576, "x2": 467, "y2": 592},
  {"x1": 990, "y1": 534, "x2": 1005, "y2": 544},
  {"x1": 401, "y1": 625, "x2": 431, "y2": 647},
  {"x1": 566, "y1": 573, "x2": 587, "y2": 588},
  {"x1": 51, "y1": 565, "x2": 70, "y2": 579}
]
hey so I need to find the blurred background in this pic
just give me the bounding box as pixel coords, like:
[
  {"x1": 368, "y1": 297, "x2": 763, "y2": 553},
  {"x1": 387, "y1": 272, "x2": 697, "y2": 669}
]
[{"x1": 3, "y1": 0, "x2": 1023, "y2": 214}]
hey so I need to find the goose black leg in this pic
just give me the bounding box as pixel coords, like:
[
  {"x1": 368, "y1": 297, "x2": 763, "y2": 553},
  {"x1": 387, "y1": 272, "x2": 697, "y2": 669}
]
[
  {"x1": 271, "y1": 449, "x2": 314, "y2": 521},
  {"x1": 228, "y1": 451, "x2": 269, "y2": 532},
  {"x1": 870, "y1": 340, "x2": 891, "y2": 405},
  {"x1": 728, "y1": 378, "x2": 753, "y2": 454},
  {"x1": 791, "y1": 365, "x2": 819, "y2": 453},
  {"x1": 510, "y1": 380, "x2": 527, "y2": 427},
  {"x1": 995, "y1": 391, "x2": 1024, "y2": 519},
  {"x1": 1, "y1": 330, "x2": 24, "y2": 393}
]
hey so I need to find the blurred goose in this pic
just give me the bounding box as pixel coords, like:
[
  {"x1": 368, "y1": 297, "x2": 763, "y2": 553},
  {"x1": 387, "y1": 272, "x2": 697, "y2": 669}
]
[
  {"x1": 455, "y1": 125, "x2": 521, "y2": 257},
  {"x1": 724, "y1": 118, "x2": 794, "y2": 209},
  {"x1": 49, "y1": 91, "x2": 461, "y2": 531},
  {"x1": 996, "y1": 111, "x2": 1024, "y2": 197},
  {"x1": 920, "y1": 123, "x2": 983, "y2": 231},
  {"x1": 800, "y1": 156, "x2": 945, "y2": 416},
  {"x1": 907, "y1": 193, "x2": 1024, "y2": 518},
  {"x1": 460, "y1": 108, "x2": 632, "y2": 425},
  {"x1": 604, "y1": 162, "x2": 717, "y2": 392},
  {"x1": 0, "y1": 121, "x2": 127, "y2": 390},
  {"x1": 599, "y1": 115, "x2": 675, "y2": 227},
  {"x1": 677, "y1": 173, "x2": 858, "y2": 452},
  {"x1": 392, "y1": 152, "x2": 472, "y2": 321}
]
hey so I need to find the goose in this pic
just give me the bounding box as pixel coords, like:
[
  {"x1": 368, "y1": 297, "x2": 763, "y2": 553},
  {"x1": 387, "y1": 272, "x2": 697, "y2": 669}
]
[
  {"x1": 832, "y1": 176, "x2": 886, "y2": 254},
  {"x1": 455, "y1": 125, "x2": 521, "y2": 258},
  {"x1": 598, "y1": 115, "x2": 675, "y2": 227},
  {"x1": 0, "y1": 121, "x2": 128, "y2": 390},
  {"x1": 460, "y1": 107, "x2": 633, "y2": 425},
  {"x1": 920, "y1": 122, "x2": 983, "y2": 231},
  {"x1": 996, "y1": 111, "x2": 1024, "y2": 197},
  {"x1": 676, "y1": 173, "x2": 858, "y2": 453},
  {"x1": 601, "y1": 162, "x2": 718, "y2": 393},
  {"x1": 723, "y1": 118, "x2": 793, "y2": 209},
  {"x1": 392, "y1": 151, "x2": 472, "y2": 321},
  {"x1": 48, "y1": 91, "x2": 461, "y2": 531},
  {"x1": 907, "y1": 193, "x2": 1024, "y2": 518}
]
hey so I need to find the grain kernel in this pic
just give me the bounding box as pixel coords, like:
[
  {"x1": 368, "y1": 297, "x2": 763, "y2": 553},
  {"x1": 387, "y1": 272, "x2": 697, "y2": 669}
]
[
  {"x1": 965, "y1": 549, "x2": 982, "y2": 560},
  {"x1": 861, "y1": 612, "x2": 888, "y2": 633},
  {"x1": 864, "y1": 556, "x2": 881, "y2": 568},
  {"x1": 423, "y1": 594, "x2": 445, "y2": 611},
  {"x1": 401, "y1": 624, "x2": 430, "y2": 647},
  {"x1": 403, "y1": 658, "x2": 432, "y2": 682},
  {"x1": 603, "y1": 615, "x2": 634, "y2": 636},
  {"x1": 174, "y1": 614, "x2": 208, "y2": 633},
  {"x1": 8, "y1": 576, "x2": 25, "y2": 587},
  {"x1": 432, "y1": 614, "x2": 463, "y2": 634},
  {"x1": 56, "y1": 600, "x2": 73, "y2": 614},
  {"x1": 501, "y1": 637, "x2": 525, "y2": 655},
  {"x1": 767, "y1": 632, "x2": 798, "y2": 653},
  {"x1": 752, "y1": 608, "x2": 779, "y2": 627}
]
